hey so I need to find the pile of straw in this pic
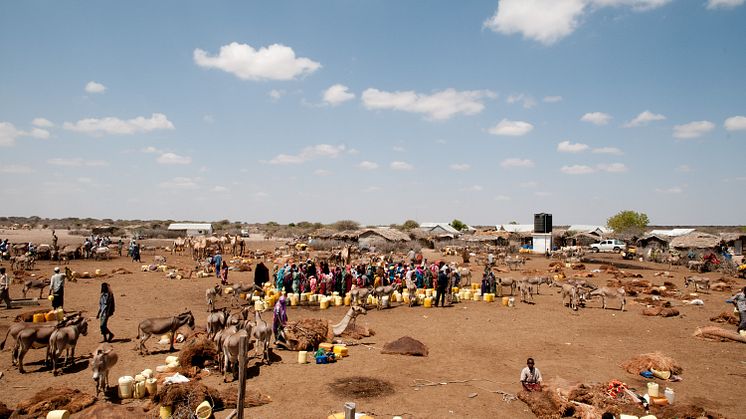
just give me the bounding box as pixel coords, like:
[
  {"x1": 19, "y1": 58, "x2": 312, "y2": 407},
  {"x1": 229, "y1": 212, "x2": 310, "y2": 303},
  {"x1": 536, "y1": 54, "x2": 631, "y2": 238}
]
[
  {"x1": 177, "y1": 333, "x2": 219, "y2": 371},
  {"x1": 620, "y1": 352, "x2": 683, "y2": 375},
  {"x1": 694, "y1": 326, "x2": 746, "y2": 343},
  {"x1": 15, "y1": 387, "x2": 95, "y2": 416}
]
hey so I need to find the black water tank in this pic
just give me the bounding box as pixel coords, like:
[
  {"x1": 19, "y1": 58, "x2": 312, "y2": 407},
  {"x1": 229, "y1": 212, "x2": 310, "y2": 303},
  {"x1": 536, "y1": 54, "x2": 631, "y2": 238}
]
[{"x1": 534, "y1": 213, "x2": 552, "y2": 233}]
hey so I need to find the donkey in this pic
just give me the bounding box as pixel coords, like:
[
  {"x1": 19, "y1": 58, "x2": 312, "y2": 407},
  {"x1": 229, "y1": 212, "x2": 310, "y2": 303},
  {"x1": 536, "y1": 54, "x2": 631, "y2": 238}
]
[
  {"x1": 92, "y1": 343, "x2": 118, "y2": 396},
  {"x1": 136, "y1": 311, "x2": 195, "y2": 354},
  {"x1": 49, "y1": 318, "x2": 89, "y2": 374}
]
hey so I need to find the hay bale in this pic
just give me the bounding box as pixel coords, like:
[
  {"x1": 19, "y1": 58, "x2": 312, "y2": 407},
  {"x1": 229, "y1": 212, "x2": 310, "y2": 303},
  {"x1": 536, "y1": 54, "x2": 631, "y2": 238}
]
[
  {"x1": 381, "y1": 336, "x2": 428, "y2": 356},
  {"x1": 177, "y1": 334, "x2": 219, "y2": 371},
  {"x1": 280, "y1": 318, "x2": 330, "y2": 351},
  {"x1": 620, "y1": 352, "x2": 683, "y2": 375},
  {"x1": 710, "y1": 311, "x2": 739, "y2": 325},
  {"x1": 152, "y1": 381, "x2": 269, "y2": 416},
  {"x1": 694, "y1": 326, "x2": 746, "y2": 343},
  {"x1": 15, "y1": 387, "x2": 95, "y2": 416}
]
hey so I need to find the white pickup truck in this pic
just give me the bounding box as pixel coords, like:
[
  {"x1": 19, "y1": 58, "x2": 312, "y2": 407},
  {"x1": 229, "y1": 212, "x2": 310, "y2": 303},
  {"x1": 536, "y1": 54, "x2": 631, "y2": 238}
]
[{"x1": 589, "y1": 239, "x2": 627, "y2": 253}]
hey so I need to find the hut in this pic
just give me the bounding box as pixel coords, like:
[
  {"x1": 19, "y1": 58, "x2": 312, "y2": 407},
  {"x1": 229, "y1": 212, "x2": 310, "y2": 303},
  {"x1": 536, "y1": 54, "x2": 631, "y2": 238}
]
[
  {"x1": 636, "y1": 234, "x2": 671, "y2": 252},
  {"x1": 669, "y1": 232, "x2": 722, "y2": 258},
  {"x1": 720, "y1": 232, "x2": 746, "y2": 256},
  {"x1": 358, "y1": 228, "x2": 411, "y2": 242}
]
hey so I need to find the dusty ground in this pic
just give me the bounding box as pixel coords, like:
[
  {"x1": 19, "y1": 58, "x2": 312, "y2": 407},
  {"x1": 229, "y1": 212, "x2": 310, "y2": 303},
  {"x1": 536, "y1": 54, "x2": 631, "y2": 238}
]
[{"x1": 0, "y1": 229, "x2": 744, "y2": 418}]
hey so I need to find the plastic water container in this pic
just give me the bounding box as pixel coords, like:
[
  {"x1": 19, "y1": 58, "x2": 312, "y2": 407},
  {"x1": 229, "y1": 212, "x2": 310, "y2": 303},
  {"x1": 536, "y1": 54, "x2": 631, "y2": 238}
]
[
  {"x1": 159, "y1": 405, "x2": 172, "y2": 419},
  {"x1": 118, "y1": 376, "x2": 134, "y2": 399},
  {"x1": 381, "y1": 296, "x2": 390, "y2": 308},
  {"x1": 133, "y1": 380, "x2": 146, "y2": 399},
  {"x1": 320, "y1": 298, "x2": 330, "y2": 309},
  {"x1": 33, "y1": 313, "x2": 45, "y2": 323},
  {"x1": 647, "y1": 382, "x2": 659, "y2": 397},
  {"x1": 664, "y1": 387, "x2": 675, "y2": 404},
  {"x1": 195, "y1": 400, "x2": 212, "y2": 419},
  {"x1": 298, "y1": 350, "x2": 308, "y2": 364},
  {"x1": 344, "y1": 294, "x2": 351, "y2": 306},
  {"x1": 333, "y1": 344, "x2": 348, "y2": 358},
  {"x1": 141, "y1": 369, "x2": 153, "y2": 379},
  {"x1": 46, "y1": 411, "x2": 70, "y2": 419},
  {"x1": 334, "y1": 296, "x2": 343, "y2": 306},
  {"x1": 502, "y1": 296, "x2": 510, "y2": 306},
  {"x1": 145, "y1": 378, "x2": 158, "y2": 396},
  {"x1": 423, "y1": 297, "x2": 433, "y2": 308}
]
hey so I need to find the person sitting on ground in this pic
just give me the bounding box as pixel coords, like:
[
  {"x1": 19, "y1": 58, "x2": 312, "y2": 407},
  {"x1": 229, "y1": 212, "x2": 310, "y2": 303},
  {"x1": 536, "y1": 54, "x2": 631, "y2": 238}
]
[
  {"x1": 726, "y1": 286, "x2": 746, "y2": 334},
  {"x1": 520, "y1": 357, "x2": 543, "y2": 391}
]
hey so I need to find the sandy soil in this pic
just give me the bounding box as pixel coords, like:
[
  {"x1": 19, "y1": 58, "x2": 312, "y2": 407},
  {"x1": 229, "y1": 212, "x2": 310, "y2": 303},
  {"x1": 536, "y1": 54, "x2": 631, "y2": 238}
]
[{"x1": 0, "y1": 229, "x2": 744, "y2": 418}]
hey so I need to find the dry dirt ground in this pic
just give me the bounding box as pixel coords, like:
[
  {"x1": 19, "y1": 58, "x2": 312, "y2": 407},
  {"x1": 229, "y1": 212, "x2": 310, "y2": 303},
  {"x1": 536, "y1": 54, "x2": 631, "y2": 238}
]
[{"x1": 0, "y1": 229, "x2": 744, "y2": 418}]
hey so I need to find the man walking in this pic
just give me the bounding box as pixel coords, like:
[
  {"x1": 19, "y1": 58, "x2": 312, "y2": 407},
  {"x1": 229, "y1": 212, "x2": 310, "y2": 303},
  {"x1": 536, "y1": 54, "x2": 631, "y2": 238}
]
[
  {"x1": 435, "y1": 265, "x2": 449, "y2": 307},
  {"x1": 213, "y1": 251, "x2": 223, "y2": 278},
  {"x1": 50, "y1": 266, "x2": 65, "y2": 309},
  {"x1": 726, "y1": 286, "x2": 746, "y2": 334},
  {"x1": 1, "y1": 267, "x2": 12, "y2": 309}
]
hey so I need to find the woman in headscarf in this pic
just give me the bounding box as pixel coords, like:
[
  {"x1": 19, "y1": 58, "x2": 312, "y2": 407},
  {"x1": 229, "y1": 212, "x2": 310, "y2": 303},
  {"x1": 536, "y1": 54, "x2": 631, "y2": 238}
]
[
  {"x1": 273, "y1": 295, "x2": 287, "y2": 343},
  {"x1": 96, "y1": 282, "x2": 115, "y2": 342}
]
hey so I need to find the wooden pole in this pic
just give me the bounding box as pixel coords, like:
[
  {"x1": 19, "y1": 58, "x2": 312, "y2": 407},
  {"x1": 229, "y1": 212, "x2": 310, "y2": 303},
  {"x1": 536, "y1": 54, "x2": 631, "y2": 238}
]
[{"x1": 237, "y1": 334, "x2": 247, "y2": 419}]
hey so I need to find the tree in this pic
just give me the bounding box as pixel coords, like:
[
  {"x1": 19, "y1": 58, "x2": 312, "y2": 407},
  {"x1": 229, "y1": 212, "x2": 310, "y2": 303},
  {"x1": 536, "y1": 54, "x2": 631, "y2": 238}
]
[
  {"x1": 450, "y1": 219, "x2": 466, "y2": 232},
  {"x1": 331, "y1": 220, "x2": 359, "y2": 231},
  {"x1": 606, "y1": 210, "x2": 649, "y2": 235},
  {"x1": 402, "y1": 220, "x2": 419, "y2": 230}
]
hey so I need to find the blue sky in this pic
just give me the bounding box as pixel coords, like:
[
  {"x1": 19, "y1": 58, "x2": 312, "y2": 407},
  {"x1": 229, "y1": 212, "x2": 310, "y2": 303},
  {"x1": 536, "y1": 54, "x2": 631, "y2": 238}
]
[{"x1": 1, "y1": 0, "x2": 744, "y2": 226}]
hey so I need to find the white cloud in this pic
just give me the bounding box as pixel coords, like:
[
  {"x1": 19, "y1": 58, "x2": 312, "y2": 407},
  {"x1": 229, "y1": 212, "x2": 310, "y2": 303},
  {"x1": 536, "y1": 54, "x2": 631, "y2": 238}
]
[
  {"x1": 724, "y1": 115, "x2": 746, "y2": 131},
  {"x1": 347, "y1": 148, "x2": 360, "y2": 155},
  {"x1": 63, "y1": 113, "x2": 175, "y2": 136},
  {"x1": 361, "y1": 88, "x2": 494, "y2": 120},
  {"x1": 268, "y1": 89, "x2": 285, "y2": 100},
  {"x1": 0, "y1": 123, "x2": 20, "y2": 147},
  {"x1": 142, "y1": 146, "x2": 161, "y2": 154},
  {"x1": 506, "y1": 93, "x2": 536, "y2": 109},
  {"x1": 494, "y1": 195, "x2": 511, "y2": 201},
  {"x1": 85, "y1": 81, "x2": 107, "y2": 94},
  {"x1": 519, "y1": 181, "x2": 538, "y2": 188},
  {"x1": 358, "y1": 161, "x2": 379, "y2": 170},
  {"x1": 322, "y1": 84, "x2": 355, "y2": 106},
  {"x1": 501, "y1": 158, "x2": 535, "y2": 168},
  {"x1": 463, "y1": 185, "x2": 484, "y2": 192},
  {"x1": 561, "y1": 165, "x2": 596, "y2": 175},
  {"x1": 484, "y1": 0, "x2": 671, "y2": 45},
  {"x1": 676, "y1": 164, "x2": 691, "y2": 172},
  {"x1": 390, "y1": 161, "x2": 414, "y2": 171},
  {"x1": 32, "y1": 118, "x2": 53, "y2": 127},
  {"x1": 580, "y1": 112, "x2": 612, "y2": 125},
  {"x1": 314, "y1": 169, "x2": 332, "y2": 176},
  {"x1": 268, "y1": 144, "x2": 346, "y2": 165},
  {"x1": 706, "y1": 0, "x2": 745, "y2": 9},
  {"x1": 557, "y1": 140, "x2": 589, "y2": 153},
  {"x1": 597, "y1": 162, "x2": 628, "y2": 173},
  {"x1": 656, "y1": 186, "x2": 684, "y2": 194},
  {"x1": 623, "y1": 110, "x2": 666, "y2": 127},
  {"x1": 449, "y1": 163, "x2": 471, "y2": 171},
  {"x1": 159, "y1": 177, "x2": 200, "y2": 190},
  {"x1": 28, "y1": 128, "x2": 50, "y2": 139},
  {"x1": 0, "y1": 164, "x2": 35, "y2": 174},
  {"x1": 156, "y1": 152, "x2": 192, "y2": 165},
  {"x1": 212, "y1": 186, "x2": 228, "y2": 193},
  {"x1": 194, "y1": 42, "x2": 321, "y2": 81},
  {"x1": 673, "y1": 120, "x2": 715, "y2": 139},
  {"x1": 47, "y1": 158, "x2": 109, "y2": 167},
  {"x1": 543, "y1": 95, "x2": 563, "y2": 103},
  {"x1": 488, "y1": 119, "x2": 534, "y2": 136},
  {"x1": 592, "y1": 146, "x2": 623, "y2": 155}
]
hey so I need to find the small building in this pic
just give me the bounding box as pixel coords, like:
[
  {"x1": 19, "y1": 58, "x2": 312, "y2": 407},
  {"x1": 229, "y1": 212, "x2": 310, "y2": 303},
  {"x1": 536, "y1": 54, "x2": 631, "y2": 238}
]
[
  {"x1": 167, "y1": 223, "x2": 213, "y2": 237},
  {"x1": 669, "y1": 232, "x2": 722, "y2": 256},
  {"x1": 636, "y1": 234, "x2": 671, "y2": 251},
  {"x1": 720, "y1": 233, "x2": 746, "y2": 256},
  {"x1": 419, "y1": 222, "x2": 461, "y2": 236},
  {"x1": 358, "y1": 228, "x2": 411, "y2": 242},
  {"x1": 496, "y1": 224, "x2": 534, "y2": 234},
  {"x1": 567, "y1": 225, "x2": 613, "y2": 236}
]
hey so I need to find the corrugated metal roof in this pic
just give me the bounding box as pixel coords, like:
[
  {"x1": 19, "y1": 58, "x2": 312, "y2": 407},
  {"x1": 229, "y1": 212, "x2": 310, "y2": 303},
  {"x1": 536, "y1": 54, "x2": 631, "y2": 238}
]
[
  {"x1": 568, "y1": 225, "x2": 612, "y2": 234},
  {"x1": 168, "y1": 223, "x2": 213, "y2": 230},
  {"x1": 496, "y1": 224, "x2": 534, "y2": 233},
  {"x1": 420, "y1": 223, "x2": 460, "y2": 235},
  {"x1": 648, "y1": 228, "x2": 695, "y2": 237}
]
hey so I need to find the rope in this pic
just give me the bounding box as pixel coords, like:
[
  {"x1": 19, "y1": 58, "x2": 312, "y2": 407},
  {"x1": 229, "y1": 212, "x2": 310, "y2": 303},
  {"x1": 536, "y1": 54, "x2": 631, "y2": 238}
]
[{"x1": 411, "y1": 378, "x2": 517, "y2": 403}]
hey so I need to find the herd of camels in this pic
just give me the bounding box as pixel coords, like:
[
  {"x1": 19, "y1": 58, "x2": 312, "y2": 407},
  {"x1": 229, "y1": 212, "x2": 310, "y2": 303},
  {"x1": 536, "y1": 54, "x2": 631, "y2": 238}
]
[{"x1": 172, "y1": 234, "x2": 245, "y2": 260}]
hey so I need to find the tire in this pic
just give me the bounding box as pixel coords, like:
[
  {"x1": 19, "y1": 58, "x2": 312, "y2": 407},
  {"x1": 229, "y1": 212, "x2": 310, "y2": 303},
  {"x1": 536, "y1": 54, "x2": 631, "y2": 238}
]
[
  {"x1": 592, "y1": 248, "x2": 599, "y2": 253},
  {"x1": 613, "y1": 247, "x2": 621, "y2": 253}
]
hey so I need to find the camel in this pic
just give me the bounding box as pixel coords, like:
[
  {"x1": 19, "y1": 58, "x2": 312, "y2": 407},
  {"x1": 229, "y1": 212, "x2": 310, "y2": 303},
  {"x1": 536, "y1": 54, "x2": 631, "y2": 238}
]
[{"x1": 330, "y1": 305, "x2": 367, "y2": 336}]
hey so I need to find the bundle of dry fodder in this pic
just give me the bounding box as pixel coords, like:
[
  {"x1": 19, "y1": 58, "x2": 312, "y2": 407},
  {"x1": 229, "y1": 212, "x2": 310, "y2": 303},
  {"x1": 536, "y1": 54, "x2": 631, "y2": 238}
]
[
  {"x1": 710, "y1": 311, "x2": 739, "y2": 325},
  {"x1": 642, "y1": 302, "x2": 680, "y2": 317},
  {"x1": 152, "y1": 381, "x2": 270, "y2": 418},
  {"x1": 620, "y1": 352, "x2": 683, "y2": 375},
  {"x1": 111, "y1": 267, "x2": 132, "y2": 275},
  {"x1": 518, "y1": 378, "x2": 646, "y2": 419},
  {"x1": 15, "y1": 387, "x2": 96, "y2": 416},
  {"x1": 177, "y1": 333, "x2": 219, "y2": 374},
  {"x1": 694, "y1": 326, "x2": 746, "y2": 343},
  {"x1": 381, "y1": 336, "x2": 428, "y2": 356},
  {"x1": 278, "y1": 318, "x2": 330, "y2": 351}
]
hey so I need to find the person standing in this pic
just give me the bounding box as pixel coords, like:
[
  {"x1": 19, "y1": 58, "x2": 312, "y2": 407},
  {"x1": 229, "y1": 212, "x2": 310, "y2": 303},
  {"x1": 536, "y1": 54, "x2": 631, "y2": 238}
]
[
  {"x1": 726, "y1": 286, "x2": 746, "y2": 334},
  {"x1": 213, "y1": 251, "x2": 223, "y2": 278},
  {"x1": 132, "y1": 242, "x2": 141, "y2": 262},
  {"x1": 520, "y1": 357, "x2": 543, "y2": 391},
  {"x1": 220, "y1": 261, "x2": 229, "y2": 285},
  {"x1": 51, "y1": 230, "x2": 58, "y2": 251},
  {"x1": 96, "y1": 282, "x2": 115, "y2": 342},
  {"x1": 435, "y1": 265, "x2": 449, "y2": 307},
  {"x1": 273, "y1": 295, "x2": 288, "y2": 344},
  {"x1": 1, "y1": 267, "x2": 12, "y2": 309},
  {"x1": 117, "y1": 238, "x2": 123, "y2": 256},
  {"x1": 50, "y1": 266, "x2": 65, "y2": 309}
]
